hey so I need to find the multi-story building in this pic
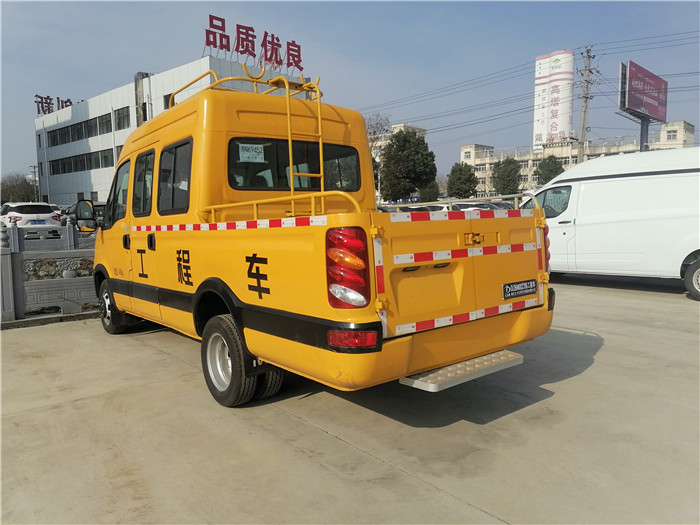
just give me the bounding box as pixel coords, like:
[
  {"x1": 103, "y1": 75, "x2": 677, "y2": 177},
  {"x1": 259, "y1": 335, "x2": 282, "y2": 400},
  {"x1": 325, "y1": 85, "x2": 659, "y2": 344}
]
[
  {"x1": 460, "y1": 120, "x2": 695, "y2": 197},
  {"x1": 34, "y1": 56, "x2": 304, "y2": 205}
]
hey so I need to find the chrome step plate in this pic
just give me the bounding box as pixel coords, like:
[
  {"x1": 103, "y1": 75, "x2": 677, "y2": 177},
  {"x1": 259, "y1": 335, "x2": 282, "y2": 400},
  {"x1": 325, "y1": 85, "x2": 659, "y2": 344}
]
[{"x1": 399, "y1": 350, "x2": 523, "y2": 392}]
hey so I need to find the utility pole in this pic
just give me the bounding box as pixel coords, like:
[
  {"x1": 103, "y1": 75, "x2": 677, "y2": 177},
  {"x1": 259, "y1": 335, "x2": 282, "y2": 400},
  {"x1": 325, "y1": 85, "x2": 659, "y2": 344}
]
[
  {"x1": 577, "y1": 47, "x2": 597, "y2": 164},
  {"x1": 29, "y1": 165, "x2": 39, "y2": 202}
]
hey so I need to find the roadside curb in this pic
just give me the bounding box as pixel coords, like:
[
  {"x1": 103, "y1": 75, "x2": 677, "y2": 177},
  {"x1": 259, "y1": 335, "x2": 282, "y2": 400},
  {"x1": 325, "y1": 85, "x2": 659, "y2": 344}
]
[{"x1": 1, "y1": 310, "x2": 100, "y2": 330}]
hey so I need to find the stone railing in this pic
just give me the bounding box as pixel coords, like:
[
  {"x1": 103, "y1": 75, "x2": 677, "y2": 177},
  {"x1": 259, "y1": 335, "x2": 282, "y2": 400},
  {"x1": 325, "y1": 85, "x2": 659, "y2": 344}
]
[{"x1": 1, "y1": 220, "x2": 98, "y2": 323}]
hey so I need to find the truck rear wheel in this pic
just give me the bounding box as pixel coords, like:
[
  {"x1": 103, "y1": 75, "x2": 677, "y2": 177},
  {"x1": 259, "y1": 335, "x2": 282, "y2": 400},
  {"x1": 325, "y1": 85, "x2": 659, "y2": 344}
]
[
  {"x1": 684, "y1": 260, "x2": 700, "y2": 301},
  {"x1": 201, "y1": 314, "x2": 257, "y2": 407},
  {"x1": 254, "y1": 367, "x2": 285, "y2": 400},
  {"x1": 98, "y1": 280, "x2": 130, "y2": 335}
]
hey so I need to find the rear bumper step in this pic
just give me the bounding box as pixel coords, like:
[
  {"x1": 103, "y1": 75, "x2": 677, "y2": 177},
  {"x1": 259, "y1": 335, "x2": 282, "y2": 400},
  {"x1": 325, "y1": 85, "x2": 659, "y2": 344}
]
[{"x1": 399, "y1": 349, "x2": 523, "y2": 392}]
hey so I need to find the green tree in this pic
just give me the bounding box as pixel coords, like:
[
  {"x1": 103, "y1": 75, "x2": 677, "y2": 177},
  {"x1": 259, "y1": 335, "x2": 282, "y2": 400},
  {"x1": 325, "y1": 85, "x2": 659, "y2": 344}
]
[
  {"x1": 419, "y1": 180, "x2": 439, "y2": 202},
  {"x1": 533, "y1": 155, "x2": 565, "y2": 185},
  {"x1": 446, "y1": 162, "x2": 478, "y2": 198},
  {"x1": 492, "y1": 157, "x2": 521, "y2": 195},
  {"x1": 1, "y1": 172, "x2": 37, "y2": 202},
  {"x1": 380, "y1": 129, "x2": 437, "y2": 201}
]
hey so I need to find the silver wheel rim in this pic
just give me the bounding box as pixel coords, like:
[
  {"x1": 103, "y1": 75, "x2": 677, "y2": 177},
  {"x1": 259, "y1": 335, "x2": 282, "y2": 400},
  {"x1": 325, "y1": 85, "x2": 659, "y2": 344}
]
[
  {"x1": 101, "y1": 289, "x2": 112, "y2": 325},
  {"x1": 206, "y1": 333, "x2": 232, "y2": 392},
  {"x1": 694, "y1": 267, "x2": 700, "y2": 292}
]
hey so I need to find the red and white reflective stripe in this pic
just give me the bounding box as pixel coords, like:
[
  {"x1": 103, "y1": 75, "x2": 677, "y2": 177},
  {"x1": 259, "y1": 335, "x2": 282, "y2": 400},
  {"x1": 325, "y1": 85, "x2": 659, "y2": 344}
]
[
  {"x1": 373, "y1": 237, "x2": 388, "y2": 338},
  {"x1": 389, "y1": 208, "x2": 533, "y2": 223},
  {"x1": 132, "y1": 215, "x2": 328, "y2": 232},
  {"x1": 393, "y1": 242, "x2": 537, "y2": 265},
  {"x1": 395, "y1": 297, "x2": 540, "y2": 336}
]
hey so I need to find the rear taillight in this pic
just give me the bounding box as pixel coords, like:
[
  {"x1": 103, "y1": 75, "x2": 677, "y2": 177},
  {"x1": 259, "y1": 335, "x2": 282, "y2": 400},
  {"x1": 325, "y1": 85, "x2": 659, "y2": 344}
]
[
  {"x1": 8, "y1": 216, "x2": 21, "y2": 223},
  {"x1": 544, "y1": 223, "x2": 552, "y2": 273},
  {"x1": 327, "y1": 330, "x2": 377, "y2": 348},
  {"x1": 52, "y1": 214, "x2": 61, "y2": 222},
  {"x1": 326, "y1": 227, "x2": 370, "y2": 308}
]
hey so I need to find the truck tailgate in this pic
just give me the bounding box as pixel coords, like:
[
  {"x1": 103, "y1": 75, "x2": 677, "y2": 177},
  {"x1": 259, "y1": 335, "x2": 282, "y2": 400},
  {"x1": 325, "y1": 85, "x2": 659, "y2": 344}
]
[{"x1": 371, "y1": 208, "x2": 547, "y2": 339}]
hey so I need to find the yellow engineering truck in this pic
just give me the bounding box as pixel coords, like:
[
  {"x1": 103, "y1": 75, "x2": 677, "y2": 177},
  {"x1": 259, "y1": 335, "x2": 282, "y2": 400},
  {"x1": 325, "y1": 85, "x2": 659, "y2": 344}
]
[{"x1": 78, "y1": 68, "x2": 555, "y2": 407}]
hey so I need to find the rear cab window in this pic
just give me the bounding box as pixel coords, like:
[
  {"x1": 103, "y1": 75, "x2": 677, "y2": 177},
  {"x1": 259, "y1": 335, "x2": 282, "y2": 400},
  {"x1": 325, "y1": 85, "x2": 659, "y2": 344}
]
[{"x1": 228, "y1": 138, "x2": 360, "y2": 192}]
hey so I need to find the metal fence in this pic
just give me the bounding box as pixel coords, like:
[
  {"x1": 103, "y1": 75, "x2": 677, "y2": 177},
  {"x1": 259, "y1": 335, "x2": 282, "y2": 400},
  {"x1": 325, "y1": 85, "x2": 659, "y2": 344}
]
[{"x1": 1, "y1": 220, "x2": 97, "y2": 323}]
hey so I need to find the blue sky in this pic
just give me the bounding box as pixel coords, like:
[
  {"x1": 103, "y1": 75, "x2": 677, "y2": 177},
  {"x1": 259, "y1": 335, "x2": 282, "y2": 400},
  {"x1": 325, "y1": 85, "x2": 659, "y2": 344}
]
[{"x1": 2, "y1": 1, "x2": 699, "y2": 178}]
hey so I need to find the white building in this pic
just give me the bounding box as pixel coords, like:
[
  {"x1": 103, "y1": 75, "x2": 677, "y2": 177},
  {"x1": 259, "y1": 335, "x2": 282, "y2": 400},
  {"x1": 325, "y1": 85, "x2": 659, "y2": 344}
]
[
  {"x1": 460, "y1": 120, "x2": 695, "y2": 197},
  {"x1": 34, "y1": 56, "x2": 304, "y2": 206}
]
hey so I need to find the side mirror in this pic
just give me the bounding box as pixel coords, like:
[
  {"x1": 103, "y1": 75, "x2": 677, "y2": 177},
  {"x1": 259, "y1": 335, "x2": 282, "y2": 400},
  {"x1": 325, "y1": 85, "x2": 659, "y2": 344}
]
[{"x1": 75, "y1": 200, "x2": 98, "y2": 231}]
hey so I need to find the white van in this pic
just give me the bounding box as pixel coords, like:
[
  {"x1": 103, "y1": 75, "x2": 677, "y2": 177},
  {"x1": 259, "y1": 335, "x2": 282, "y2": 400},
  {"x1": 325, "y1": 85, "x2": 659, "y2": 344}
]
[{"x1": 523, "y1": 147, "x2": 700, "y2": 299}]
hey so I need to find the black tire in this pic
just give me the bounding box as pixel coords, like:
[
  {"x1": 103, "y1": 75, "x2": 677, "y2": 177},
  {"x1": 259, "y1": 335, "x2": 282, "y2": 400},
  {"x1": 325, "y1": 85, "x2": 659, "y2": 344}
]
[
  {"x1": 201, "y1": 315, "x2": 258, "y2": 407},
  {"x1": 253, "y1": 367, "x2": 285, "y2": 400},
  {"x1": 98, "y1": 280, "x2": 130, "y2": 334},
  {"x1": 684, "y1": 260, "x2": 700, "y2": 301}
]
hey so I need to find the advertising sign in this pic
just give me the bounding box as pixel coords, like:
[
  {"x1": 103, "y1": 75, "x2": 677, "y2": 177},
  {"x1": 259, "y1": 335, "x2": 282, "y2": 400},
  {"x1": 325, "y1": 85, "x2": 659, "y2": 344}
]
[
  {"x1": 619, "y1": 60, "x2": 667, "y2": 122},
  {"x1": 533, "y1": 50, "x2": 575, "y2": 146}
]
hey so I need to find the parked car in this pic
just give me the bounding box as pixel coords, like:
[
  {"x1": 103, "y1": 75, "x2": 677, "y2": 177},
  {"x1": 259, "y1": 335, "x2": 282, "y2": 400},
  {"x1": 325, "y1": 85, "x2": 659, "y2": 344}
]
[
  {"x1": 0, "y1": 202, "x2": 62, "y2": 239},
  {"x1": 490, "y1": 200, "x2": 515, "y2": 210},
  {"x1": 451, "y1": 201, "x2": 499, "y2": 211}
]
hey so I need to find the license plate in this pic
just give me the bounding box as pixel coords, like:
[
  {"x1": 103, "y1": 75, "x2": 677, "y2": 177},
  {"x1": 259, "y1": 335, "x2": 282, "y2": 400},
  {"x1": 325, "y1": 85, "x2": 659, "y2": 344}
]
[
  {"x1": 503, "y1": 279, "x2": 537, "y2": 299},
  {"x1": 30, "y1": 220, "x2": 45, "y2": 225}
]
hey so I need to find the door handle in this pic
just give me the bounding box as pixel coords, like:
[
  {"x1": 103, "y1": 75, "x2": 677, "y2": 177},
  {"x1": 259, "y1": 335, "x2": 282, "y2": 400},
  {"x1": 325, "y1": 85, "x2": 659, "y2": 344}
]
[
  {"x1": 558, "y1": 220, "x2": 572, "y2": 224},
  {"x1": 147, "y1": 233, "x2": 156, "y2": 251},
  {"x1": 122, "y1": 233, "x2": 130, "y2": 249}
]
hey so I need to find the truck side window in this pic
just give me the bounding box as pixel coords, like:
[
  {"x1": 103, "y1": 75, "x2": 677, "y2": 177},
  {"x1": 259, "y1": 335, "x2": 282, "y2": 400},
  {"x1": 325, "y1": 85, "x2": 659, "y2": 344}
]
[
  {"x1": 526, "y1": 185, "x2": 572, "y2": 218},
  {"x1": 102, "y1": 161, "x2": 131, "y2": 230},
  {"x1": 133, "y1": 150, "x2": 154, "y2": 217},
  {"x1": 158, "y1": 139, "x2": 192, "y2": 215}
]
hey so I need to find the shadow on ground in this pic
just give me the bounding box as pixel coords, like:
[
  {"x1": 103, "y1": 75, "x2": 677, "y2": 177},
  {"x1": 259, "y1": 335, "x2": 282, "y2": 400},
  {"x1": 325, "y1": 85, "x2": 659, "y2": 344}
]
[{"x1": 264, "y1": 327, "x2": 603, "y2": 428}]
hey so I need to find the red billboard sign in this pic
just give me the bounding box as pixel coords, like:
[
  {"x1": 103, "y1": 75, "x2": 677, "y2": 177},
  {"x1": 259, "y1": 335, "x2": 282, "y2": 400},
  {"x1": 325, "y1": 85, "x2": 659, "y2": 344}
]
[{"x1": 620, "y1": 60, "x2": 668, "y2": 122}]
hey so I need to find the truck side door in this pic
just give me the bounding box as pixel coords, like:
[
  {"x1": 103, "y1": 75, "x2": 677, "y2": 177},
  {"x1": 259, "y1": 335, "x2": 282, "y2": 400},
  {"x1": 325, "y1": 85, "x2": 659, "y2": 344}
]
[
  {"x1": 128, "y1": 149, "x2": 161, "y2": 322},
  {"x1": 100, "y1": 160, "x2": 133, "y2": 312}
]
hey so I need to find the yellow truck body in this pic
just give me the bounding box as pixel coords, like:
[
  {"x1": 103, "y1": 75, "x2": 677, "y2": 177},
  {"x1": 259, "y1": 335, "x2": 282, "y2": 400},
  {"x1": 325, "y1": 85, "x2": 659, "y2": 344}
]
[{"x1": 86, "y1": 70, "x2": 554, "y2": 406}]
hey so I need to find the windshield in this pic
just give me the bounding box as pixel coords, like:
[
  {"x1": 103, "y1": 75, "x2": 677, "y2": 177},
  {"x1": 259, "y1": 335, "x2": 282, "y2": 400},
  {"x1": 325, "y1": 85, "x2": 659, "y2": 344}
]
[{"x1": 6, "y1": 204, "x2": 54, "y2": 215}]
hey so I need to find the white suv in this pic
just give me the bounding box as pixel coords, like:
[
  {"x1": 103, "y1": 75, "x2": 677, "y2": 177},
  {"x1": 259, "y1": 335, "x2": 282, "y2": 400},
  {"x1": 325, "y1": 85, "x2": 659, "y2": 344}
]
[{"x1": 0, "y1": 202, "x2": 62, "y2": 238}]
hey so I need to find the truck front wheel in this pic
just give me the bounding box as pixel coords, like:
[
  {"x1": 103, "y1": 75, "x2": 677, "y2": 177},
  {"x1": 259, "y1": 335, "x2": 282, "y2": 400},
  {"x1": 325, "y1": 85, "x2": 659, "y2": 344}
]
[
  {"x1": 98, "y1": 280, "x2": 130, "y2": 334},
  {"x1": 684, "y1": 260, "x2": 700, "y2": 301},
  {"x1": 201, "y1": 315, "x2": 258, "y2": 407}
]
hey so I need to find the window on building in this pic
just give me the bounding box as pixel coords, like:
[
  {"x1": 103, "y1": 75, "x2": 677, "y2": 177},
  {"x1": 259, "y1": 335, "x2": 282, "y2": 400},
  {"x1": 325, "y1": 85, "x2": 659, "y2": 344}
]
[
  {"x1": 532, "y1": 173, "x2": 539, "y2": 182},
  {"x1": 519, "y1": 161, "x2": 529, "y2": 169},
  {"x1": 477, "y1": 177, "x2": 486, "y2": 185},
  {"x1": 38, "y1": 163, "x2": 43, "y2": 178},
  {"x1": 463, "y1": 151, "x2": 471, "y2": 160},
  {"x1": 666, "y1": 130, "x2": 677, "y2": 141},
  {"x1": 100, "y1": 149, "x2": 114, "y2": 169},
  {"x1": 114, "y1": 107, "x2": 130, "y2": 131},
  {"x1": 50, "y1": 160, "x2": 61, "y2": 176},
  {"x1": 71, "y1": 122, "x2": 85, "y2": 142},
  {"x1": 91, "y1": 191, "x2": 99, "y2": 201},
  {"x1": 532, "y1": 159, "x2": 541, "y2": 168},
  {"x1": 158, "y1": 139, "x2": 192, "y2": 215},
  {"x1": 48, "y1": 130, "x2": 59, "y2": 147},
  {"x1": 73, "y1": 154, "x2": 87, "y2": 172},
  {"x1": 88, "y1": 152, "x2": 101, "y2": 170},
  {"x1": 60, "y1": 157, "x2": 73, "y2": 174},
  {"x1": 164, "y1": 94, "x2": 173, "y2": 110},
  {"x1": 86, "y1": 118, "x2": 98, "y2": 138},
  {"x1": 133, "y1": 150, "x2": 155, "y2": 217},
  {"x1": 475, "y1": 165, "x2": 487, "y2": 172},
  {"x1": 37, "y1": 134, "x2": 41, "y2": 148},
  {"x1": 98, "y1": 113, "x2": 112, "y2": 134},
  {"x1": 77, "y1": 192, "x2": 85, "y2": 200},
  {"x1": 519, "y1": 174, "x2": 529, "y2": 183},
  {"x1": 58, "y1": 127, "x2": 71, "y2": 145}
]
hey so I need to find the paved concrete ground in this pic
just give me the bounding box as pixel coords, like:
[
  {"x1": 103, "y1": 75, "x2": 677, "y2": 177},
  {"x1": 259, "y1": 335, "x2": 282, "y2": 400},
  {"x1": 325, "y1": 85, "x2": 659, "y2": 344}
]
[{"x1": 2, "y1": 275, "x2": 698, "y2": 524}]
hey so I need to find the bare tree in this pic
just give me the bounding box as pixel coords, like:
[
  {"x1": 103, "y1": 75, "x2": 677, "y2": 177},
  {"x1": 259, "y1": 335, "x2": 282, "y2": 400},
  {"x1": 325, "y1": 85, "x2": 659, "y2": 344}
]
[
  {"x1": 1, "y1": 172, "x2": 37, "y2": 202},
  {"x1": 364, "y1": 112, "x2": 391, "y2": 188}
]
